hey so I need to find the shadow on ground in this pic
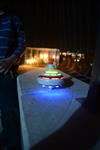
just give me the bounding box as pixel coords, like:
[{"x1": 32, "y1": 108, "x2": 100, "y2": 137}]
[{"x1": 31, "y1": 97, "x2": 100, "y2": 150}]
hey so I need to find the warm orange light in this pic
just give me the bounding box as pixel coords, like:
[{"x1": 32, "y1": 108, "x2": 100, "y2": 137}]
[
  {"x1": 25, "y1": 58, "x2": 36, "y2": 64},
  {"x1": 24, "y1": 47, "x2": 60, "y2": 66}
]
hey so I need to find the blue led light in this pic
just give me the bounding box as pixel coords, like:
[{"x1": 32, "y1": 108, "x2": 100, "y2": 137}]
[
  {"x1": 56, "y1": 85, "x2": 59, "y2": 88},
  {"x1": 42, "y1": 85, "x2": 60, "y2": 89},
  {"x1": 48, "y1": 86, "x2": 53, "y2": 89},
  {"x1": 42, "y1": 85, "x2": 46, "y2": 87}
]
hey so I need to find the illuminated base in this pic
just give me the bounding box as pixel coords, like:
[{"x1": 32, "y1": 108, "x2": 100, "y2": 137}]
[
  {"x1": 37, "y1": 77, "x2": 64, "y2": 88},
  {"x1": 42, "y1": 84, "x2": 60, "y2": 89}
]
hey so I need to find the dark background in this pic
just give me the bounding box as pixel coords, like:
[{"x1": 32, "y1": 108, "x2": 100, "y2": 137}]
[{"x1": 9, "y1": 0, "x2": 96, "y2": 53}]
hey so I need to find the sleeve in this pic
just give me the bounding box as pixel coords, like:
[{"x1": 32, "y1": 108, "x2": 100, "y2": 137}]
[{"x1": 12, "y1": 16, "x2": 26, "y2": 57}]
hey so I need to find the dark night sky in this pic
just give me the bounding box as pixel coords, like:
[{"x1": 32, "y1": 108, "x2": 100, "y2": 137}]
[{"x1": 9, "y1": 0, "x2": 96, "y2": 53}]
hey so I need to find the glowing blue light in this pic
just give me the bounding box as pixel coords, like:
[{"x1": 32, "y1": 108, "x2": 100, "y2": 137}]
[
  {"x1": 48, "y1": 86, "x2": 53, "y2": 89},
  {"x1": 42, "y1": 85, "x2": 46, "y2": 87},
  {"x1": 56, "y1": 85, "x2": 59, "y2": 88},
  {"x1": 28, "y1": 88, "x2": 73, "y2": 105},
  {"x1": 23, "y1": 88, "x2": 73, "y2": 104},
  {"x1": 33, "y1": 88, "x2": 71, "y2": 96}
]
